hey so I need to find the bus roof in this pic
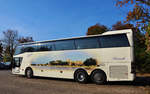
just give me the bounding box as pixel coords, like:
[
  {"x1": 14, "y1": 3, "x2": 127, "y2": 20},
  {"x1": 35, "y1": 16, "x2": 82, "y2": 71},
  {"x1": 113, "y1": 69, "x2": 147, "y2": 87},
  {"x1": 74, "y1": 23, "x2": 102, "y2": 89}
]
[{"x1": 20, "y1": 29, "x2": 132, "y2": 46}]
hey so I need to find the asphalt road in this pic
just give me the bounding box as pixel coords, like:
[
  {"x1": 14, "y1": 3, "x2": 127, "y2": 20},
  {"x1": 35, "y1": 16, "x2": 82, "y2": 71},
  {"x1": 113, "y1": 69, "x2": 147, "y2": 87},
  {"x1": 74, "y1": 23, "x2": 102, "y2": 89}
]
[{"x1": 0, "y1": 70, "x2": 149, "y2": 94}]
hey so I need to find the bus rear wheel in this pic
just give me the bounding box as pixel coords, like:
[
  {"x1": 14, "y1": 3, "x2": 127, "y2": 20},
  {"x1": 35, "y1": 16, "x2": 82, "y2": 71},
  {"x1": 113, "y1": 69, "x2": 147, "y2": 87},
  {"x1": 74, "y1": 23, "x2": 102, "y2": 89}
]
[
  {"x1": 25, "y1": 68, "x2": 33, "y2": 79},
  {"x1": 91, "y1": 70, "x2": 106, "y2": 85},
  {"x1": 74, "y1": 70, "x2": 88, "y2": 84}
]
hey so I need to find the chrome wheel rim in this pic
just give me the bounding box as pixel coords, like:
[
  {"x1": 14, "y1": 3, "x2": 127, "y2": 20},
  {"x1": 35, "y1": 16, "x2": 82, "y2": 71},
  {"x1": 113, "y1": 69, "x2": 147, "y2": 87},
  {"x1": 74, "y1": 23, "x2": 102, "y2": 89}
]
[{"x1": 77, "y1": 72, "x2": 85, "y2": 82}]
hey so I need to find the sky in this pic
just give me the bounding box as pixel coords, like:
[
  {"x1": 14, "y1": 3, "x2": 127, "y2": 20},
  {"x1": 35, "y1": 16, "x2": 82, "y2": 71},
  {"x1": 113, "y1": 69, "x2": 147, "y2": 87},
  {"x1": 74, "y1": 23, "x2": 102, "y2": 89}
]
[{"x1": 0, "y1": 0, "x2": 133, "y2": 41}]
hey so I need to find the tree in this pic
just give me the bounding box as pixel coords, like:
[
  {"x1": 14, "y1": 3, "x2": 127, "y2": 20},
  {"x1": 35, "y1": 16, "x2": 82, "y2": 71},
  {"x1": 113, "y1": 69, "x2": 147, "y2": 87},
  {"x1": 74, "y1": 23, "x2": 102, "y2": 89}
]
[
  {"x1": 3, "y1": 46, "x2": 11, "y2": 62},
  {"x1": 18, "y1": 36, "x2": 34, "y2": 43},
  {"x1": 2, "y1": 30, "x2": 18, "y2": 66},
  {"x1": 112, "y1": 21, "x2": 134, "y2": 30},
  {"x1": 116, "y1": 0, "x2": 150, "y2": 51},
  {"x1": 86, "y1": 24, "x2": 109, "y2": 35},
  {"x1": 145, "y1": 23, "x2": 150, "y2": 52},
  {"x1": 116, "y1": 0, "x2": 150, "y2": 28}
]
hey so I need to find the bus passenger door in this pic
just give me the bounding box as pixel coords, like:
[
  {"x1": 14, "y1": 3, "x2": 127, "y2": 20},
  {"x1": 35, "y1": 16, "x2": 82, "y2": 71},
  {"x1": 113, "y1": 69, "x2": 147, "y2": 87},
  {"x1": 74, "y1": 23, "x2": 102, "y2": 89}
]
[{"x1": 12, "y1": 57, "x2": 22, "y2": 74}]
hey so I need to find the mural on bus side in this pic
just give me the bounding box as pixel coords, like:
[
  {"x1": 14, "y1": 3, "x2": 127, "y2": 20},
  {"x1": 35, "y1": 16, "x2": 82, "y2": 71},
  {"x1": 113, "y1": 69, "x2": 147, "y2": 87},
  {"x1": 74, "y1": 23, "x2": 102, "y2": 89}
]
[{"x1": 31, "y1": 51, "x2": 98, "y2": 68}]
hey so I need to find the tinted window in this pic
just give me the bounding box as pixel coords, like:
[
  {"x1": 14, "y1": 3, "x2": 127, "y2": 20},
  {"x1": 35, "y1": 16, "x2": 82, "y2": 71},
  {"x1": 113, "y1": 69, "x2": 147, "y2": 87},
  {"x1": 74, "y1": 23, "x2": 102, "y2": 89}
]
[
  {"x1": 75, "y1": 37, "x2": 100, "y2": 49},
  {"x1": 14, "y1": 46, "x2": 22, "y2": 55},
  {"x1": 21, "y1": 45, "x2": 36, "y2": 53},
  {"x1": 55, "y1": 40, "x2": 75, "y2": 50},
  {"x1": 100, "y1": 34, "x2": 130, "y2": 48},
  {"x1": 36, "y1": 42, "x2": 55, "y2": 51},
  {"x1": 14, "y1": 43, "x2": 55, "y2": 55}
]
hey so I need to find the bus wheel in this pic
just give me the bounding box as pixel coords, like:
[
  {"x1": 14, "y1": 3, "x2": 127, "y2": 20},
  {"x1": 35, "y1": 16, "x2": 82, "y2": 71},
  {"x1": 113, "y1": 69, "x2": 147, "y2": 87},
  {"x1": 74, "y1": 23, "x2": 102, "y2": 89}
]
[
  {"x1": 91, "y1": 70, "x2": 106, "y2": 85},
  {"x1": 25, "y1": 68, "x2": 33, "y2": 79},
  {"x1": 74, "y1": 69, "x2": 88, "y2": 84}
]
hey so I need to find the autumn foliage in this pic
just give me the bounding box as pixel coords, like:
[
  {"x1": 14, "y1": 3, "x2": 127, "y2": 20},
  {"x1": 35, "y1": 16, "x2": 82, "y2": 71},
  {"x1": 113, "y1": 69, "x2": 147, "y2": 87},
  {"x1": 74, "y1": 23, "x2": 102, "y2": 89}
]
[
  {"x1": 112, "y1": 21, "x2": 134, "y2": 30},
  {"x1": 86, "y1": 24, "x2": 108, "y2": 35},
  {"x1": 116, "y1": 0, "x2": 150, "y2": 28},
  {"x1": 114, "y1": 0, "x2": 150, "y2": 73}
]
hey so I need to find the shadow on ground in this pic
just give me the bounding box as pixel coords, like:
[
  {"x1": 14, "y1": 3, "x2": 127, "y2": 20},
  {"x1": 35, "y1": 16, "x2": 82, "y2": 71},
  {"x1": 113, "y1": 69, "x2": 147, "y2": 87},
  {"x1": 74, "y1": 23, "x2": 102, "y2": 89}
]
[
  {"x1": 107, "y1": 77, "x2": 150, "y2": 86},
  {"x1": 21, "y1": 75, "x2": 150, "y2": 86}
]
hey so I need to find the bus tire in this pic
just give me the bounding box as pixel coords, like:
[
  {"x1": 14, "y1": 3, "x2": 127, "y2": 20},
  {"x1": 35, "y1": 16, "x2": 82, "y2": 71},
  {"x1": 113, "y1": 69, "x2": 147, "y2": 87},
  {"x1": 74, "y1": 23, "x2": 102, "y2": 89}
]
[
  {"x1": 25, "y1": 68, "x2": 33, "y2": 79},
  {"x1": 91, "y1": 70, "x2": 106, "y2": 85},
  {"x1": 74, "y1": 69, "x2": 88, "y2": 84}
]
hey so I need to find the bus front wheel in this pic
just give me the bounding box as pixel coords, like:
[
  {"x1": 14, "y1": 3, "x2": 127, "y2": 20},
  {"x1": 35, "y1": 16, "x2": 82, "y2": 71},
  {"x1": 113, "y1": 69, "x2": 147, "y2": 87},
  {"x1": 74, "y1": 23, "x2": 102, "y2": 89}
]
[
  {"x1": 25, "y1": 68, "x2": 33, "y2": 79},
  {"x1": 91, "y1": 70, "x2": 106, "y2": 85},
  {"x1": 74, "y1": 69, "x2": 88, "y2": 84}
]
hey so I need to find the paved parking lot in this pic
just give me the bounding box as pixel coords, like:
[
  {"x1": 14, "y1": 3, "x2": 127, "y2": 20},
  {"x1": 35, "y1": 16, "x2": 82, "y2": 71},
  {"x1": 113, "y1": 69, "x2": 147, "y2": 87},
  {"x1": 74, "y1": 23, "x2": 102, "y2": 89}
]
[{"x1": 0, "y1": 70, "x2": 149, "y2": 94}]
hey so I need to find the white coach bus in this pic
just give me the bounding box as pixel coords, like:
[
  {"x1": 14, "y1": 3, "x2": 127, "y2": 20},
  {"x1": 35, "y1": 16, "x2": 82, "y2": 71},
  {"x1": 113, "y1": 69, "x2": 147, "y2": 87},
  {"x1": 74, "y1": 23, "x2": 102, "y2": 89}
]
[{"x1": 12, "y1": 29, "x2": 135, "y2": 84}]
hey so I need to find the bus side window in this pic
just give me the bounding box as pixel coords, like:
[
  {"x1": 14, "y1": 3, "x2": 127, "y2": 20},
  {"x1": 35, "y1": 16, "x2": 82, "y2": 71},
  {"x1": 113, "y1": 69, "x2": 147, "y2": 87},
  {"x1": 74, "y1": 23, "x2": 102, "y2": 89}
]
[
  {"x1": 36, "y1": 42, "x2": 55, "y2": 51},
  {"x1": 75, "y1": 37, "x2": 100, "y2": 49},
  {"x1": 99, "y1": 34, "x2": 130, "y2": 48},
  {"x1": 55, "y1": 40, "x2": 75, "y2": 51}
]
